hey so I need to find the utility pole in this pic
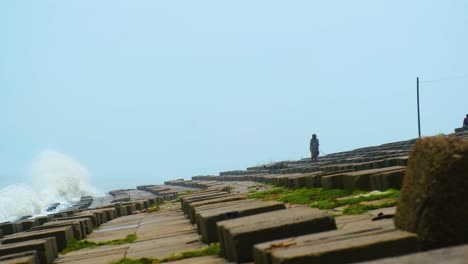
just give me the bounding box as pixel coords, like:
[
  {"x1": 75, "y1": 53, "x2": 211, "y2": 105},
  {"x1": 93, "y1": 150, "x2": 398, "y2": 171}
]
[{"x1": 417, "y1": 77, "x2": 421, "y2": 138}]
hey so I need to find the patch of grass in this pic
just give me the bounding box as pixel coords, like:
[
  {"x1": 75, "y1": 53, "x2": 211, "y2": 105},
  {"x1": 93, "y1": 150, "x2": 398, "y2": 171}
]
[
  {"x1": 178, "y1": 190, "x2": 195, "y2": 197},
  {"x1": 342, "y1": 201, "x2": 397, "y2": 215},
  {"x1": 61, "y1": 234, "x2": 137, "y2": 254},
  {"x1": 248, "y1": 187, "x2": 364, "y2": 205},
  {"x1": 312, "y1": 189, "x2": 400, "y2": 210},
  {"x1": 160, "y1": 243, "x2": 221, "y2": 262},
  {"x1": 146, "y1": 205, "x2": 160, "y2": 213},
  {"x1": 109, "y1": 243, "x2": 221, "y2": 264}
]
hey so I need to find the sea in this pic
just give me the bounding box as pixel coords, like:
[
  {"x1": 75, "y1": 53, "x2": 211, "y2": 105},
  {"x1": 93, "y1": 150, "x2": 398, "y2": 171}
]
[{"x1": 0, "y1": 150, "x2": 102, "y2": 223}]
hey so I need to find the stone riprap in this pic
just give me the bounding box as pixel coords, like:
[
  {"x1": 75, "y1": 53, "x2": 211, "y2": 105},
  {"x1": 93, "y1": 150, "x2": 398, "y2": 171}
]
[{"x1": 217, "y1": 207, "x2": 337, "y2": 263}]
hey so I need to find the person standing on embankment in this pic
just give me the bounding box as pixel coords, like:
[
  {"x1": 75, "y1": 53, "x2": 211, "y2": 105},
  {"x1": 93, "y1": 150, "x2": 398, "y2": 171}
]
[{"x1": 310, "y1": 134, "x2": 319, "y2": 162}]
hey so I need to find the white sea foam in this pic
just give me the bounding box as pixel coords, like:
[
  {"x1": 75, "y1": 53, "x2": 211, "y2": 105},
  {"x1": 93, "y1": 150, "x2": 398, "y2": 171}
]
[{"x1": 0, "y1": 150, "x2": 101, "y2": 223}]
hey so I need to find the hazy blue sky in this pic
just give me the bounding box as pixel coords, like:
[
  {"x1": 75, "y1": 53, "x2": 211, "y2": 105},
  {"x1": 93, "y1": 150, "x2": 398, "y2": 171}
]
[{"x1": 1, "y1": 1, "x2": 467, "y2": 191}]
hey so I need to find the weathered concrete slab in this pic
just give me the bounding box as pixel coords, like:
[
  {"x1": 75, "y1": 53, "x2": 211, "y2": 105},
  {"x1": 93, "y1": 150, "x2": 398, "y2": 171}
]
[
  {"x1": 50, "y1": 218, "x2": 93, "y2": 236},
  {"x1": 0, "y1": 251, "x2": 38, "y2": 264},
  {"x1": 114, "y1": 204, "x2": 129, "y2": 217},
  {"x1": 194, "y1": 199, "x2": 263, "y2": 229},
  {"x1": 359, "y1": 243, "x2": 468, "y2": 264},
  {"x1": 322, "y1": 166, "x2": 405, "y2": 190},
  {"x1": 254, "y1": 219, "x2": 397, "y2": 264},
  {"x1": 18, "y1": 220, "x2": 37, "y2": 231},
  {"x1": 265, "y1": 229, "x2": 419, "y2": 264},
  {"x1": 198, "y1": 200, "x2": 286, "y2": 243},
  {"x1": 35, "y1": 216, "x2": 52, "y2": 226},
  {"x1": 180, "y1": 191, "x2": 229, "y2": 214},
  {"x1": 86, "y1": 214, "x2": 144, "y2": 242},
  {"x1": 32, "y1": 219, "x2": 84, "y2": 240},
  {"x1": 1, "y1": 226, "x2": 74, "y2": 252},
  {"x1": 57, "y1": 213, "x2": 98, "y2": 228},
  {"x1": 0, "y1": 238, "x2": 57, "y2": 264},
  {"x1": 186, "y1": 194, "x2": 246, "y2": 223},
  {"x1": 0, "y1": 222, "x2": 17, "y2": 236},
  {"x1": 370, "y1": 169, "x2": 405, "y2": 190},
  {"x1": 54, "y1": 244, "x2": 129, "y2": 264},
  {"x1": 217, "y1": 207, "x2": 337, "y2": 262}
]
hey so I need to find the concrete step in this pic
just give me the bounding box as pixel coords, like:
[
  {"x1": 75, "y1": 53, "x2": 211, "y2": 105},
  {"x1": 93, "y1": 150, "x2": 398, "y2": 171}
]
[
  {"x1": 0, "y1": 238, "x2": 57, "y2": 264},
  {"x1": 196, "y1": 200, "x2": 286, "y2": 243},
  {"x1": 1, "y1": 226, "x2": 74, "y2": 252},
  {"x1": 217, "y1": 207, "x2": 336, "y2": 263}
]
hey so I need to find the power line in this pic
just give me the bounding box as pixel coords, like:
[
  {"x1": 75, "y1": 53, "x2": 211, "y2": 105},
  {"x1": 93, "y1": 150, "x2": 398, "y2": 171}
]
[{"x1": 420, "y1": 73, "x2": 468, "y2": 84}]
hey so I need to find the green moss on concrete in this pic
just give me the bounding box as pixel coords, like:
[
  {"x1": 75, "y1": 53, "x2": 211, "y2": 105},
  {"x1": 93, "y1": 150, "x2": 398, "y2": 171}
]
[
  {"x1": 395, "y1": 136, "x2": 468, "y2": 249},
  {"x1": 248, "y1": 187, "x2": 363, "y2": 205},
  {"x1": 312, "y1": 189, "x2": 400, "y2": 210},
  {"x1": 62, "y1": 234, "x2": 137, "y2": 254},
  {"x1": 342, "y1": 201, "x2": 397, "y2": 215}
]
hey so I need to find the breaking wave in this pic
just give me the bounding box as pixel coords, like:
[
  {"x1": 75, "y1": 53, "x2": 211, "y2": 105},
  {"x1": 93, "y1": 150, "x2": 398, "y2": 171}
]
[{"x1": 0, "y1": 150, "x2": 101, "y2": 223}]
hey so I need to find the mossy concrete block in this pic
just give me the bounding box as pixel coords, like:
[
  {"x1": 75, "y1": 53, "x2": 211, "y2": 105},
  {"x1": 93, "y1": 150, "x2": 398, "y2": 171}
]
[
  {"x1": 0, "y1": 238, "x2": 57, "y2": 264},
  {"x1": 266, "y1": 229, "x2": 418, "y2": 264},
  {"x1": 370, "y1": 169, "x2": 406, "y2": 191},
  {"x1": 321, "y1": 173, "x2": 346, "y2": 189},
  {"x1": 395, "y1": 136, "x2": 468, "y2": 250},
  {"x1": 1, "y1": 226, "x2": 74, "y2": 252},
  {"x1": 198, "y1": 200, "x2": 285, "y2": 244},
  {"x1": 217, "y1": 207, "x2": 336, "y2": 263},
  {"x1": 342, "y1": 166, "x2": 405, "y2": 190}
]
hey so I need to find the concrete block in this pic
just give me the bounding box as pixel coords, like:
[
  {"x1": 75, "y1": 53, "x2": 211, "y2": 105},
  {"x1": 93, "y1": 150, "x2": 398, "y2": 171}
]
[
  {"x1": 186, "y1": 195, "x2": 246, "y2": 223},
  {"x1": 33, "y1": 220, "x2": 84, "y2": 240},
  {"x1": 0, "y1": 238, "x2": 57, "y2": 264},
  {"x1": 370, "y1": 169, "x2": 405, "y2": 191},
  {"x1": 34, "y1": 217, "x2": 52, "y2": 226},
  {"x1": 360, "y1": 243, "x2": 468, "y2": 264},
  {"x1": 395, "y1": 136, "x2": 468, "y2": 249},
  {"x1": 181, "y1": 192, "x2": 228, "y2": 214},
  {"x1": 197, "y1": 200, "x2": 286, "y2": 243},
  {"x1": 264, "y1": 229, "x2": 418, "y2": 264},
  {"x1": 194, "y1": 199, "x2": 267, "y2": 232},
  {"x1": 1, "y1": 226, "x2": 74, "y2": 252},
  {"x1": 217, "y1": 207, "x2": 337, "y2": 262},
  {"x1": 0, "y1": 223, "x2": 16, "y2": 236},
  {"x1": 342, "y1": 166, "x2": 406, "y2": 190},
  {"x1": 0, "y1": 251, "x2": 38, "y2": 264}
]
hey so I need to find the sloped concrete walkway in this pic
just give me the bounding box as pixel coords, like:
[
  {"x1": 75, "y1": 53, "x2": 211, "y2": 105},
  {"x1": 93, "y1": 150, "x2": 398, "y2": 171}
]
[{"x1": 54, "y1": 204, "x2": 227, "y2": 264}]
